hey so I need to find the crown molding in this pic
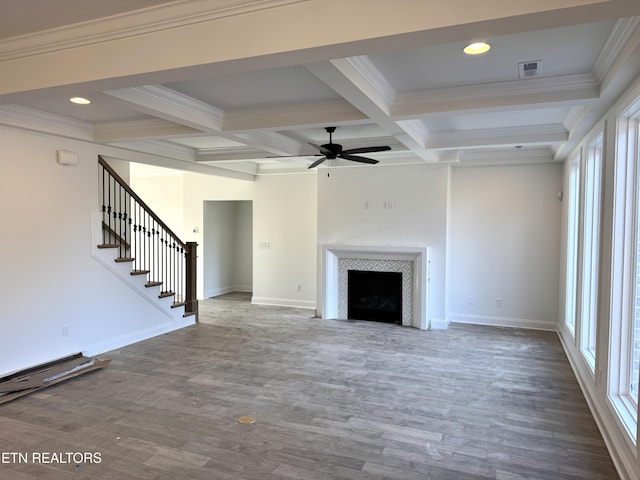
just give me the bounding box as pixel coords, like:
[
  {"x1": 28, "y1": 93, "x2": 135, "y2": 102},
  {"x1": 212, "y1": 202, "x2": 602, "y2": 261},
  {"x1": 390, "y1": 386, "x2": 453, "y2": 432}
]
[
  {"x1": 0, "y1": 0, "x2": 310, "y2": 62},
  {"x1": 592, "y1": 16, "x2": 640, "y2": 83},
  {"x1": 0, "y1": 104, "x2": 93, "y2": 140}
]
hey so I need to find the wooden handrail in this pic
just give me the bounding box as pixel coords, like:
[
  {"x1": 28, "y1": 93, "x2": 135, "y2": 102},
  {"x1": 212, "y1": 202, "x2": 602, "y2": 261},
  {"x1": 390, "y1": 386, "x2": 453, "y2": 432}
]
[{"x1": 98, "y1": 156, "x2": 186, "y2": 250}]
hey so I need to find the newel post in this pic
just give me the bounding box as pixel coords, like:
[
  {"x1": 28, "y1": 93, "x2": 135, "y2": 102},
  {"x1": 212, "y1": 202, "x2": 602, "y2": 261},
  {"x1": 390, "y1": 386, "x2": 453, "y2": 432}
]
[{"x1": 185, "y1": 242, "x2": 198, "y2": 320}]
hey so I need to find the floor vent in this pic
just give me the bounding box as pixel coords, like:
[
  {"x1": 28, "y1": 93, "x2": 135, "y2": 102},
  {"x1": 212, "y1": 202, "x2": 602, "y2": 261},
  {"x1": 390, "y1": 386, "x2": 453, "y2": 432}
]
[{"x1": 518, "y1": 60, "x2": 542, "y2": 78}]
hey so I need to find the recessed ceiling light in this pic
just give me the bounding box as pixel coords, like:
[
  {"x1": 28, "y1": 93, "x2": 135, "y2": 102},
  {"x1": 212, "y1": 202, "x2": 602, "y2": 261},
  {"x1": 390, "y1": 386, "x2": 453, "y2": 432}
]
[
  {"x1": 69, "y1": 97, "x2": 91, "y2": 105},
  {"x1": 463, "y1": 42, "x2": 491, "y2": 55}
]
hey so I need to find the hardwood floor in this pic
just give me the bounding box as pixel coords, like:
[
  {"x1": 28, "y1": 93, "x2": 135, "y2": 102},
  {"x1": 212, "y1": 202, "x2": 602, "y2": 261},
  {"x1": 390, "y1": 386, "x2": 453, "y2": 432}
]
[{"x1": 0, "y1": 294, "x2": 619, "y2": 479}]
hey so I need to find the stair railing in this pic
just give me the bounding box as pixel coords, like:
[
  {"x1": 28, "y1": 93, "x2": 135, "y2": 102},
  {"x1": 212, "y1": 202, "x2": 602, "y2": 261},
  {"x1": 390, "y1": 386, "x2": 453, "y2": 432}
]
[{"x1": 98, "y1": 156, "x2": 198, "y2": 318}]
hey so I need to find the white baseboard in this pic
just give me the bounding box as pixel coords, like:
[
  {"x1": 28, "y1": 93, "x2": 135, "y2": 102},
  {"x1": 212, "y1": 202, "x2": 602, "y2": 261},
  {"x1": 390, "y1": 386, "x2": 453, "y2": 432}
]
[
  {"x1": 430, "y1": 318, "x2": 448, "y2": 330},
  {"x1": 205, "y1": 285, "x2": 253, "y2": 298},
  {"x1": 251, "y1": 296, "x2": 316, "y2": 309},
  {"x1": 83, "y1": 316, "x2": 196, "y2": 357},
  {"x1": 448, "y1": 313, "x2": 556, "y2": 331}
]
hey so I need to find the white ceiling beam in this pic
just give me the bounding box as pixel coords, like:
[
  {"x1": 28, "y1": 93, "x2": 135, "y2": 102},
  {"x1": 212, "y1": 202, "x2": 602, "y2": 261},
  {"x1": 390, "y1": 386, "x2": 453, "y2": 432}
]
[
  {"x1": 106, "y1": 139, "x2": 255, "y2": 181},
  {"x1": 233, "y1": 131, "x2": 303, "y2": 157},
  {"x1": 222, "y1": 99, "x2": 367, "y2": 131},
  {"x1": 306, "y1": 57, "x2": 437, "y2": 162},
  {"x1": 94, "y1": 118, "x2": 202, "y2": 143},
  {"x1": 0, "y1": 105, "x2": 93, "y2": 141},
  {"x1": 392, "y1": 74, "x2": 599, "y2": 119},
  {"x1": 104, "y1": 85, "x2": 224, "y2": 132},
  {"x1": 458, "y1": 147, "x2": 555, "y2": 166},
  {"x1": 104, "y1": 84, "x2": 304, "y2": 156},
  {"x1": 425, "y1": 124, "x2": 569, "y2": 150}
]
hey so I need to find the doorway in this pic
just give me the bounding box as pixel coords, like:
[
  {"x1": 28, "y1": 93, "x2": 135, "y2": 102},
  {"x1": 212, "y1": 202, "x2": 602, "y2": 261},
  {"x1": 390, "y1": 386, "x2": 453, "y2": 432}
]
[{"x1": 203, "y1": 201, "x2": 253, "y2": 298}]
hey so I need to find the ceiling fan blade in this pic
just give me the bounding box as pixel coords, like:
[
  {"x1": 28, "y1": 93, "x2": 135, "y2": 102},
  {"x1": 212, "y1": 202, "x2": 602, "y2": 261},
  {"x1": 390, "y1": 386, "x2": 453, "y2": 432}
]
[
  {"x1": 266, "y1": 154, "x2": 322, "y2": 158},
  {"x1": 339, "y1": 154, "x2": 379, "y2": 164},
  {"x1": 341, "y1": 145, "x2": 391, "y2": 155},
  {"x1": 309, "y1": 142, "x2": 333, "y2": 156},
  {"x1": 308, "y1": 156, "x2": 327, "y2": 169}
]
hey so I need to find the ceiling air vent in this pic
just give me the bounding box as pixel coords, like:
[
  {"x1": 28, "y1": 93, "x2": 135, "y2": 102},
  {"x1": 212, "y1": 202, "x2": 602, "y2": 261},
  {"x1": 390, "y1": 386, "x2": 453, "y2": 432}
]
[{"x1": 518, "y1": 60, "x2": 542, "y2": 79}]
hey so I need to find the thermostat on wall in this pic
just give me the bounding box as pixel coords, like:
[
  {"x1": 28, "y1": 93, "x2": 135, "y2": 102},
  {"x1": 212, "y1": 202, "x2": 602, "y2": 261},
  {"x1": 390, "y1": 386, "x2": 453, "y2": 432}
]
[{"x1": 57, "y1": 150, "x2": 79, "y2": 166}]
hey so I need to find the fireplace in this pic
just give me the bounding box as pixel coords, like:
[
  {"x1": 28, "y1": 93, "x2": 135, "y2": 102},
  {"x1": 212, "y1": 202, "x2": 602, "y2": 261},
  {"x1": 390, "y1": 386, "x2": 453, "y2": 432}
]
[
  {"x1": 320, "y1": 245, "x2": 429, "y2": 329},
  {"x1": 348, "y1": 270, "x2": 402, "y2": 323}
]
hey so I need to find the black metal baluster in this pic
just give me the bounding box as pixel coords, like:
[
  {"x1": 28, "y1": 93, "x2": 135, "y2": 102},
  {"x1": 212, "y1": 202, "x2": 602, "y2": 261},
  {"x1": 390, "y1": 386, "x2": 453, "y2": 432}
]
[
  {"x1": 101, "y1": 165, "x2": 106, "y2": 245},
  {"x1": 107, "y1": 174, "x2": 112, "y2": 244},
  {"x1": 118, "y1": 184, "x2": 123, "y2": 258}
]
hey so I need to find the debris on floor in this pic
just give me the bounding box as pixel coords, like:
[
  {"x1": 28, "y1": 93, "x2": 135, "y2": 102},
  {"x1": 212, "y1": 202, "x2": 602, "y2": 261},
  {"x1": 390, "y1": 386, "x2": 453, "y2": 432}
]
[{"x1": 0, "y1": 353, "x2": 111, "y2": 404}]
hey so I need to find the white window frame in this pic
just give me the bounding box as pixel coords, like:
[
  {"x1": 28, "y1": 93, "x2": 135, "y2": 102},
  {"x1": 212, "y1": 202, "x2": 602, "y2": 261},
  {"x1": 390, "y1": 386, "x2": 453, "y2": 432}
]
[
  {"x1": 580, "y1": 132, "x2": 603, "y2": 371},
  {"x1": 609, "y1": 102, "x2": 640, "y2": 444},
  {"x1": 565, "y1": 154, "x2": 581, "y2": 336}
]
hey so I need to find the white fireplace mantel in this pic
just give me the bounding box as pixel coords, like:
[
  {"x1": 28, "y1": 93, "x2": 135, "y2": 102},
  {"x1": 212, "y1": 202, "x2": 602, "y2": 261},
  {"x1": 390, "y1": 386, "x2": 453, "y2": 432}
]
[{"x1": 319, "y1": 245, "x2": 429, "y2": 329}]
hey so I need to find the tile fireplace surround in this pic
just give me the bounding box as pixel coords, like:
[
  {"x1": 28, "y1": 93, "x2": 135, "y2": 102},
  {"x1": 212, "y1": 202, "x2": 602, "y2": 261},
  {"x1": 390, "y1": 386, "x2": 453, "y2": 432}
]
[{"x1": 319, "y1": 245, "x2": 429, "y2": 329}]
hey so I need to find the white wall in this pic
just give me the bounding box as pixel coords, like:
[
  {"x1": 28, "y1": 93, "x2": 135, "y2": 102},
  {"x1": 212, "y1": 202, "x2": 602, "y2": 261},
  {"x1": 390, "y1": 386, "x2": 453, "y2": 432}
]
[
  {"x1": 252, "y1": 172, "x2": 317, "y2": 308},
  {"x1": 0, "y1": 126, "x2": 192, "y2": 377},
  {"x1": 448, "y1": 163, "x2": 562, "y2": 330},
  {"x1": 128, "y1": 165, "x2": 184, "y2": 235},
  {"x1": 316, "y1": 164, "x2": 449, "y2": 323},
  {"x1": 234, "y1": 201, "x2": 253, "y2": 291}
]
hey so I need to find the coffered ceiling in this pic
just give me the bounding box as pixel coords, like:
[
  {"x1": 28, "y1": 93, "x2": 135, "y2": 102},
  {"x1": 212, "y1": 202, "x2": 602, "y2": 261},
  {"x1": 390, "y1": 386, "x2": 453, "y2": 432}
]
[{"x1": 1, "y1": 0, "x2": 640, "y2": 179}]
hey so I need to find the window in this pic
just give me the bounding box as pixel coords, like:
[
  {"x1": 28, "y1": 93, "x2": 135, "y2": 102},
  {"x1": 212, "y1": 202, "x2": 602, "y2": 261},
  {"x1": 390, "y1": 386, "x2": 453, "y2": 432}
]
[
  {"x1": 565, "y1": 155, "x2": 581, "y2": 335},
  {"x1": 609, "y1": 100, "x2": 640, "y2": 442},
  {"x1": 580, "y1": 133, "x2": 603, "y2": 371},
  {"x1": 631, "y1": 150, "x2": 640, "y2": 404}
]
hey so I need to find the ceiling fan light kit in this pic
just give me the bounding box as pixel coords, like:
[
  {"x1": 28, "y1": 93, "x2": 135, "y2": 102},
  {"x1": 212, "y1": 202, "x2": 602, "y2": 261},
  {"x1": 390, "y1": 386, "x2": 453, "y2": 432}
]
[{"x1": 307, "y1": 126, "x2": 391, "y2": 169}]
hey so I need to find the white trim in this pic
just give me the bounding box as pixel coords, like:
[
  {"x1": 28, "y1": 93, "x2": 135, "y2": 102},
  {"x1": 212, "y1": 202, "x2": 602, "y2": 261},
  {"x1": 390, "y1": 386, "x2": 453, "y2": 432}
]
[
  {"x1": 592, "y1": 17, "x2": 640, "y2": 83},
  {"x1": 449, "y1": 313, "x2": 556, "y2": 331},
  {"x1": 0, "y1": 105, "x2": 94, "y2": 141},
  {"x1": 83, "y1": 317, "x2": 196, "y2": 357},
  {"x1": 558, "y1": 328, "x2": 637, "y2": 480},
  {"x1": 104, "y1": 85, "x2": 224, "y2": 132},
  {"x1": 205, "y1": 284, "x2": 253, "y2": 299},
  {"x1": 251, "y1": 297, "x2": 316, "y2": 309},
  {"x1": 0, "y1": 0, "x2": 309, "y2": 61}
]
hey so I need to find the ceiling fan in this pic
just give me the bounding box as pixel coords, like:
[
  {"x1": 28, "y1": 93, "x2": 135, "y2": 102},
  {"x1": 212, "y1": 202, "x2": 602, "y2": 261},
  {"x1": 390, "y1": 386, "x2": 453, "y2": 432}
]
[{"x1": 305, "y1": 126, "x2": 391, "y2": 169}]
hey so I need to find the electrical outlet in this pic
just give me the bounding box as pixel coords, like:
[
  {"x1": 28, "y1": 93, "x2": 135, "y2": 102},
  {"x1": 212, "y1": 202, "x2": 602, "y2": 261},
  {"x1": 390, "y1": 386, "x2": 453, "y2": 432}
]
[
  {"x1": 62, "y1": 325, "x2": 71, "y2": 338},
  {"x1": 259, "y1": 242, "x2": 271, "y2": 250},
  {"x1": 468, "y1": 296, "x2": 475, "y2": 306},
  {"x1": 495, "y1": 297, "x2": 502, "y2": 307},
  {"x1": 296, "y1": 284, "x2": 302, "y2": 292}
]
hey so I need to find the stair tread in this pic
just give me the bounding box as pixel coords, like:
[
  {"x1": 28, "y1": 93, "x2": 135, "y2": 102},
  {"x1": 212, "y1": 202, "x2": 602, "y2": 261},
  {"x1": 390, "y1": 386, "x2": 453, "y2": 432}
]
[
  {"x1": 183, "y1": 311, "x2": 197, "y2": 318},
  {"x1": 159, "y1": 291, "x2": 175, "y2": 299},
  {"x1": 115, "y1": 257, "x2": 135, "y2": 263},
  {"x1": 97, "y1": 244, "x2": 119, "y2": 249},
  {"x1": 145, "y1": 281, "x2": 163, "y2": 287},
  {"x1": 171, "y1": 301, "x2": 186, "y2": 309},
  {"x1": 131, "y1": 270, "x2": 150, "y2": 276}
]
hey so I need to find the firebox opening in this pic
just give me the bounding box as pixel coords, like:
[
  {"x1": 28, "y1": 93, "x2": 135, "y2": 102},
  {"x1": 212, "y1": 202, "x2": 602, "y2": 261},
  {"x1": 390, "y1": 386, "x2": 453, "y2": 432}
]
[{"x1": 347, "y1": 270, "x2": 402, "y2": 324}]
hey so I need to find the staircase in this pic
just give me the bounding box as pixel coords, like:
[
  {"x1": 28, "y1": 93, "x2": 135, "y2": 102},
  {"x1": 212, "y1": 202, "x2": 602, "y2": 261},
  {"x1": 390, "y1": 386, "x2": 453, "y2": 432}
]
[{"x1": 95, "y1": 156, "x2": 198, "y2": 320}]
